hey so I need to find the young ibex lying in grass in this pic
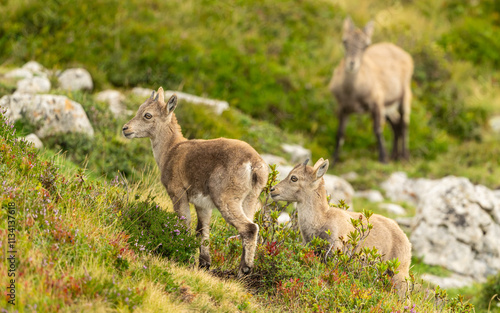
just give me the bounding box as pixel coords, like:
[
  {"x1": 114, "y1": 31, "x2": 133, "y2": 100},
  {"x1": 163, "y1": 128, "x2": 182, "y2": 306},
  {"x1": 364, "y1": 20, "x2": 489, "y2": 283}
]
[
  {"x1": 329, "y1": 16, "x2": 414, "y2": 163},
  {"x1": 122, "y1": 87, "x2": 268, "y2": 276},
  {"x1": 270, "y1": 158, "x2": 411, "y2": 290}
]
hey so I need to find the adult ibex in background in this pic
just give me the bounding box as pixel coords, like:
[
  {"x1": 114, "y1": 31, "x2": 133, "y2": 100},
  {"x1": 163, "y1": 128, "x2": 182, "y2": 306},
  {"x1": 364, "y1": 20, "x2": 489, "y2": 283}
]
[
  {"x1": 329, "y1": 16, "x2": 414, "y2": 163},
  {"x1": 270, "y1": 158, "x2": 411, "y2": 291},
  {"x1": 122, "y1": 87, "x2": 268, "y2": 276}
]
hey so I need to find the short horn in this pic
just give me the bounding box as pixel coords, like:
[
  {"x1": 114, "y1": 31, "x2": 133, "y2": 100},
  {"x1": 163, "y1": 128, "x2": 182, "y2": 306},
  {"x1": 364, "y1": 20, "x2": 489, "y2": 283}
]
[
  {"x1": 303, "y1": 158, "x2": 309, "y2": 166},
  {"x1": 150, "y1": 91, "x2": 155, "y2": 99}
]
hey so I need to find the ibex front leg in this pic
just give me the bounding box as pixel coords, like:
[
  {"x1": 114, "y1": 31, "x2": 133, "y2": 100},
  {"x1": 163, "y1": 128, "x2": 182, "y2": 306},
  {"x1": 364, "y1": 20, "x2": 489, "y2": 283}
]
[{"x1": 372, "y1": 106, "x2": 387, "y2": 163}]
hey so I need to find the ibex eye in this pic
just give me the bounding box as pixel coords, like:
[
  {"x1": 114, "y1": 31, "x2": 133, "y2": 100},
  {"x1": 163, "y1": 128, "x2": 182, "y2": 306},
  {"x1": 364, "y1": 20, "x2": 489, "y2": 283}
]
[
  {"x1": 291, "y1": 175, "x2": 298, "y2": 182},
  {"x1": 144, "y1": 113, "x2": 152, "y2": 119}
]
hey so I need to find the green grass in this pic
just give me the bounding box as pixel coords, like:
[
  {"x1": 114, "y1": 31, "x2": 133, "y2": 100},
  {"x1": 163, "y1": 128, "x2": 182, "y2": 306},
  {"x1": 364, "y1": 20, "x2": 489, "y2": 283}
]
[{"x1": 0, "y1": 0, "x2": 496, "y2": 167}]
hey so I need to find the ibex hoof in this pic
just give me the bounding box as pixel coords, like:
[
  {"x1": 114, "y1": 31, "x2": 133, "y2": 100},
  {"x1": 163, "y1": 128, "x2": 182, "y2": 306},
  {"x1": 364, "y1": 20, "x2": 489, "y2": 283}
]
[
  {"x1": 199, "y1": 262, "x2": 211, "y2": 271},
  {"x1": 241, "y1": 266, "x2": 251, "y2": 275}
]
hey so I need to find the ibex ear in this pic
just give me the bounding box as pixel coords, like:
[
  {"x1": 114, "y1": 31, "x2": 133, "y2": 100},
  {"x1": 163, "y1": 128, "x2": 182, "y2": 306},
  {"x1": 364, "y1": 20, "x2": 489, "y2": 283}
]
[
  {"x1": 155, "y1": 87, "x2": 165, "y2": 103},
  {"x1": 313, "y1": 159, "x2": 329, "y2": 179},
  {"x1": 363, "y1": 20, "x2": 374, "y2": 42},
  {"x1": 165, "y1": 94, "x2": 178, "y2": 114},
  {"x1": 313, "y1": 158, "x2": 325, "y2": 170},
  {"x1": 343, "y1": 16, "x2": 354, "y2": 35}
]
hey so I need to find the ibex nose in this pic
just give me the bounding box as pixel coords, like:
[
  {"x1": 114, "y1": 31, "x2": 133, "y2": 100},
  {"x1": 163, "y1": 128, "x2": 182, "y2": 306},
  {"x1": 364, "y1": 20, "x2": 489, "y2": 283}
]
[{"x1": 122, "y1": 126, "x2": 129, "y2": 131}]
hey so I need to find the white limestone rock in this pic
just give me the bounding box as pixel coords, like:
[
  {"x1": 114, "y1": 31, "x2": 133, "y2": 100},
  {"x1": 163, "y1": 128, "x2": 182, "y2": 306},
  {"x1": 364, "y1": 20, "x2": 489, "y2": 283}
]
[
  {"x1": 58, "y1": 68, "x2": 93, "y2": 91},
  {"x1": 0, "y1": 94, "x2": 94, "y2": 138}
]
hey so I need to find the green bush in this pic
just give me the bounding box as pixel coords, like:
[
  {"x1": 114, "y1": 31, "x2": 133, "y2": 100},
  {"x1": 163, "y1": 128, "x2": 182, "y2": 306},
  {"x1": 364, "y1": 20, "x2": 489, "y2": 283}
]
[
  {"x1": 476, "y1": 272, "x2": 500, "y2": 311},
  {"x1": 441, "y1": 0, "x2": 500, "y2": 67},
  {"x1": 411, "y1": 41, "x2": 487, "y2": 143},
  {"x1": 120, "y1": 195, "x2": 199, "y2": 264}
]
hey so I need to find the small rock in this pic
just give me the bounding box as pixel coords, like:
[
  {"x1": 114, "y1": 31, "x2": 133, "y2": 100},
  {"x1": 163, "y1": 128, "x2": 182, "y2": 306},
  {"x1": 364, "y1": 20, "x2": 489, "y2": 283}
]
[
  {"x1": 277, "y1": 212, "x2": 291, "y2": 225},
  {"x1": 341, "y1": 171, "x2": 358, "y2": 181},
  {"x1": 131, "y1": 87, "x2": 154, "y2": 98},
  {"x1": 58, "y1": 68, "x2": 93, "y2": 91},
  {"x1": 15, "y1": 76, "x2": 51, "y2": 94},
  {"x1": 395, "y1": 217, "x2": 413, "y2": 229},
  {"x1": 95, "y1": 89, "x2": 127, "y2": 117},
  {"x1": 275, "y1": 165, "x2": 295, "y2": 181},
  {"x1": 132, "y1": 88, "x2": 229, "y2": 115},
  {"x1": 323, "y1": 174, "x2": 354, "y2": 207},
  {"x1": 4, "y1": 68, "x2": 33, "y2": 79},
  {"x1": 379, "y1": 203, "x2": 406, "y2": 215},
  {"x1": 421, "y1": 273, "x2": 476, "y2": 289},
  {"x1": 489, "y1": 115, "x2": 500, "y2": 133},
  {"x1": 281, "y1": 144, "x2": 311, "y2": 164},
  {"x1": 24, "y1": 133, "x2": 43, "y2": 149},
  {"x1": 164, "y1": 90, "x2": 229, "y2": 115},
  {"x1": 354, "y1": 190, "x2": 384, "y2": 202},
  {"x1": 260, "y1": 154, "x2": 287, "y2": 166},
  {"x1": 22, "y1": 61, "x2": 46, "y2": 74}
]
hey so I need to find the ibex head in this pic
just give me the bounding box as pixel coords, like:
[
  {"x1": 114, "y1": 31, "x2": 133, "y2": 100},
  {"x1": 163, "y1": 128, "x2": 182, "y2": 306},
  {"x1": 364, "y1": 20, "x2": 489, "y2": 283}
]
[
  {"x1": 122, "y1": 87, "x2": 178, "y2": 139},
  {"x1": 270, "y1": 158, "x2": 329, "y2": 203},
  {"x1": 341, "y1": 16, "x2": 374, "y2": 73}
]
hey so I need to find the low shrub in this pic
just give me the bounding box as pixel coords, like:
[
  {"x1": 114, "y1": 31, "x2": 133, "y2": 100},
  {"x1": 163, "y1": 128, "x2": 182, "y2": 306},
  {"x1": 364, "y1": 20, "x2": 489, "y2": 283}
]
[
  {"x1": 120, "y1": 194, "x2": 199, "y2": 265},
  {"x1": 208, "y1": 164, "x2": 475, "y2": 311}
]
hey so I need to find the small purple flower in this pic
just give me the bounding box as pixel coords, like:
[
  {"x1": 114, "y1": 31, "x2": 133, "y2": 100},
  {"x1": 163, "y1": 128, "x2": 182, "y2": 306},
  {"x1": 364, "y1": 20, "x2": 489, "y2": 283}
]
[
  {"x1": 143, "y1": 265, "x2": 147, "y2": 269},
  {"x1": 180, "y1": 216, "x2": 186, "y2": 220}
]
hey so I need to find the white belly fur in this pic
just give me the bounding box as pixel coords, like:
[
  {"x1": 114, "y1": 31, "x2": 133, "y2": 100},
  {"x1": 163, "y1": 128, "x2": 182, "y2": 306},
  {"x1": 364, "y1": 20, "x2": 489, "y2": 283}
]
[{"x1": 190, "y1": 193, "x2": 216, "y2": 210}]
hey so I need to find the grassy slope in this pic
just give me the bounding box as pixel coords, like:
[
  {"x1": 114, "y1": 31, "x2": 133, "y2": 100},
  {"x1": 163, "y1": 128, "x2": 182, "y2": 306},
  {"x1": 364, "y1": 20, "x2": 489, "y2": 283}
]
[{"x1": 0, "y1": 113, "x2": 270, "y2": 312}]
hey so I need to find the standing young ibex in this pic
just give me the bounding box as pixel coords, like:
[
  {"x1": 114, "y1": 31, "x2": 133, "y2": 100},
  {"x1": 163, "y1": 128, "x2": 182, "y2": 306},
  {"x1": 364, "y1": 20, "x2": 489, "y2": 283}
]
[
  {"x1": 270, "y1": 158, "x2": 411, "y2": 290},
  {"x1": 329, "y1": 16, "x2": 414, "y2": 163},
  {"x1": 122, "y1": 87, "x2": 268, "y2": 276}
]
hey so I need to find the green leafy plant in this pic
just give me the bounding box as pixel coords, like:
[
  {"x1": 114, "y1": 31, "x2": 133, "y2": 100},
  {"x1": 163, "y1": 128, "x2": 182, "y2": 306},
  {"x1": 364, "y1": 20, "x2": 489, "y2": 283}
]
[{"x1": 476, "y1": 272, "x2": 500, "y2": 311}]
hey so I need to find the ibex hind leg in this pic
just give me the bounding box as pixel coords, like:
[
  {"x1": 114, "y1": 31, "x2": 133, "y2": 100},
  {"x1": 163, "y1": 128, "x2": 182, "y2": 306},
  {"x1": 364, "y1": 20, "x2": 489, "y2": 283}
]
[
  {"x1": 401, "y1": 85, "x2": 412, "y2": 160},
  {"x1": 243, "y1": 186, "x2": 261, "y2": 221},
  {"x1": 216, "y1": 196, "x2": 259, "y2": 277},
  {"x1": 195, "y1": 205, "x2": 212, "y2": 270}
]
